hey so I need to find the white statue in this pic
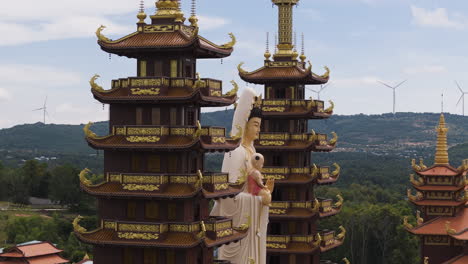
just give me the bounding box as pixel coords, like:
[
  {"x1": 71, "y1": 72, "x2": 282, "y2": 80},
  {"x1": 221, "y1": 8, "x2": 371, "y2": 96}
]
[{"x1": 211, "y1": 87, "x2": 274, "y2": 264}]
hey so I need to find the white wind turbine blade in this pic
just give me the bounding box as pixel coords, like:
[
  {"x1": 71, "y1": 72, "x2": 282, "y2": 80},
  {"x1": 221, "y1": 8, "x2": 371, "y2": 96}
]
[
  {"x1": 393, "y1": 79, "x2": 407, "y2": 89},
  {"x1": 377, "y1": 80, "x2": 394, "y2": 90},
  {"x1": 455, "y1": 81, "x2": 464, "y2": 94},
  {"x1": 457, "y1": 94, "x2": 464, "y2": 106}
]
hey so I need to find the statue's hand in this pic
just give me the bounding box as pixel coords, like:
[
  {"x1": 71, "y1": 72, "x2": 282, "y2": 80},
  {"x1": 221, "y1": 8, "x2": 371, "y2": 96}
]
[{"x1": 266, "y1": 178, "x2": 275, "y2": 193}]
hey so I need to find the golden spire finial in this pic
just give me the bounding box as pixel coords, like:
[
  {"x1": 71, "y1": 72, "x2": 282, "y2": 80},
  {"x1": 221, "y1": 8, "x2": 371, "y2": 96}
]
[
  {"x1": 137, "y1": 0, "x2": 147, "y2": 24},
  {"x1": 434, "y1": 113, "x2": 449, "y2": 165},
  {"x1": 83, "y1": 253, "x2": 91, "y2": 260},
  {"x1": 272, "y1": 0, "x2": 299, "y2": 58},
  {"x1": 189, "y1": 0, "x2": 198, "y2": 27},
  {"x1": 264, "y1": 32, "x2": 271, "y2": 60},
  {"x1": 153, "y1": 0, "x2": 185, "y2": 22}
]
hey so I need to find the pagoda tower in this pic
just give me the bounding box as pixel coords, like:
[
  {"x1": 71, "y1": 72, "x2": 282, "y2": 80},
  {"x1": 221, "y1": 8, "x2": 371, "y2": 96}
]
[
  {"x1": 73, "y1": 1, "x2": 249, "y2": 263},
  {"x1": 238, "y1": 0, "x2": 345, "y2": 263},
  {"x1": 404, "y1": 114, "x2": 468, "y2": 264}
]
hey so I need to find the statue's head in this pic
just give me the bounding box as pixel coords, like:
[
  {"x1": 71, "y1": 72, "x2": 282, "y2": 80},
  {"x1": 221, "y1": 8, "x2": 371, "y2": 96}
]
[
  {"x1": 244, "y1": 104, "x2": 262, "y2": 142},
  {"x1": 251, "y1": 153, "x2": 264, "y2": 170}
]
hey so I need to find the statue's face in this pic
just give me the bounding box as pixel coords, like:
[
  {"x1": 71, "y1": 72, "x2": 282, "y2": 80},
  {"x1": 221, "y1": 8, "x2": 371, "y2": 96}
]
[{"x1": 244, "y1": 117, "x2": 261, "y2": 142}]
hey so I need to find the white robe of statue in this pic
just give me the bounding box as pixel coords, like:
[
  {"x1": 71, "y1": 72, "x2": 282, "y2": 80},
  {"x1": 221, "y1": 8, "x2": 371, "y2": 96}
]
[{"x1": 210, "y1": 145, "x2": 269, "y2": 264}]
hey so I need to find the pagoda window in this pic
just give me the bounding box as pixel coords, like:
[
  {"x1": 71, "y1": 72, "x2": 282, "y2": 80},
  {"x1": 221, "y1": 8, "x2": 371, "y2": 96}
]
[
  {"x1": 180, "y1": 107, "x2": 185, "y2": 126},
  {"x1": 288, "y1": 187, "x2": 297, "y2": 200},
  {"x1": 139, "y1": 60, "x2": 147, "y2": 77},
  {"x1": 123, "y1": 248, "x2": 134, "y2": 264},
  {"x1": 127, "y1": 201, "x2": 137, "y2": 220},
  {"x1": 274, "y1": 86, "x2": 286, "y2": 99},
  {"x1": 145, "y1": 201, "x2": 159, "y2": 220},
  {"x1": 272, "y1": 154, "x2": 282, "y2": 166},
  {"x1": 170, "y1": 107, "x2": 177, "y2": 126},
  {"x1": 136, "y1": 107, "x2": 143, "y2": 125},
  {"x1": 154, "y1": 61, "x2": 163, "y2": 76},
  {"x1": 288, "y1": 153, "x2": 296, "y2": 166},
  {"x1": 152, "y1": 108, "x2": 161, "y2": 125},
  {"x1": 186, "y1": 108, "x2": 195, "y2": 126},
  {"x1": 288, "y1": 222, "x2": 297, "y2": 234},
  {"x1": 168, "y1": 154, "x2": 178, "y2": 173},
  {"x1": 143, "y1": 248, "x2": 157, "y2": 264},
  {"x1": 131, "y1": 153, "x2": 142, "y2": 172},
  {"x1": 297, "y1": 85, "x2": 304, "y2": 99},
  {"x1": 147, "y1": 155, "x2": 161, "y2": 173},
  {"x1": 168, "y1": 202, "x2": 177, "y2": 220},
  {"x1": 170, "y1": 60, "x2": 178, "y2": 78}
]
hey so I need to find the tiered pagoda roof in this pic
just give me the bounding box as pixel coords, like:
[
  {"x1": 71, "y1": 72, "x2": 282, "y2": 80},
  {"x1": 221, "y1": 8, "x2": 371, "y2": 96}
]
[{"x1": 404, "y1": 114, "x2": 468, "y2": 264}]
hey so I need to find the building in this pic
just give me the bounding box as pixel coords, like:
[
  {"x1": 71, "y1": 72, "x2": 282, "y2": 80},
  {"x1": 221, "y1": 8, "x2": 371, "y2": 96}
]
[
  {"x1": 0, "y1": 241, "x2": 69, "y2": 264},
  {"x1": 238, "y1": 0, "x2": 345, "y2": 263},
  {"x1": 74, "y1": 1, "x2": 249, "y2": 263},
  {"x1": 405, "y1": 114, "x2": 468, "y2": 264}
]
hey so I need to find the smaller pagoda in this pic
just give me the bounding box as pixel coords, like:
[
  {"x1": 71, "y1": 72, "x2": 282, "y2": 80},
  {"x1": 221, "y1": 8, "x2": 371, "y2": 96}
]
[
  {"x1": 0, "y1": 241, "x2": 69, "y2": 264},
  {"x1": 404, "y1": 114, "x2": 468, "y2": 264}
]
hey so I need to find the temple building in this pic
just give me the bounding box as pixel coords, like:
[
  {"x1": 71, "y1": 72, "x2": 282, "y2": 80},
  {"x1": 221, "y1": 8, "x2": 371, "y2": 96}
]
[
  {"x1": 238, "y1": 0, "x2": 345, "y2": 263},
  {"x1": 74, "y1": 1, "x2": 249, "y2": 263},
  {"x1": 405, "y1": 114, "x2": 468, "y2": 264},
  {"x1": 0, "y1": 241, "x2": 69, "y2": 264}
]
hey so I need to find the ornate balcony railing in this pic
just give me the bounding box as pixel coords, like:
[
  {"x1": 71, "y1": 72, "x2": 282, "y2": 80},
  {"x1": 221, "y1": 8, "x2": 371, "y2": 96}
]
[
  {"x1": 261, "y1": 99, "x2": 327, "y2": 113},
  {"x1": 320, "y1": 226, "x2": 346, "y2": 250},
  {"x1": 266, "y1": 234, "x2": 321, "y2": 249},
  {"x1": 269, "y1": 195, "x2": 343, "y2": 216},
  {"x1": 262, "y1": 164, "x2": 340, "y2": 182},
  {"x1": 256, "y1": 131, "x2": 337, "y2": 147},
  {"x1": 109, "y1": 125, "x2": 227, "y2": 144},
  {"x1": 103, "y1": 76, "x2": 224, "y2": 97},
  {"x1": 80, "y1": 169, "x2": 231, "y2": 193}
]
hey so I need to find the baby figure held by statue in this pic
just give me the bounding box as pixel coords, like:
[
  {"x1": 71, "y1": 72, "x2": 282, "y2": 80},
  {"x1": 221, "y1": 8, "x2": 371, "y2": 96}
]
[{"x1": 247, "y1": 153, "x2": 272, "y2": 206}]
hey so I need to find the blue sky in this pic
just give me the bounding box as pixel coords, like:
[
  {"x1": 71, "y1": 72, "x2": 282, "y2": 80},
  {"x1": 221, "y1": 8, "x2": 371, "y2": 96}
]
[{"x1": 1, "y1": 0, "x2": 468, "y2": 128}]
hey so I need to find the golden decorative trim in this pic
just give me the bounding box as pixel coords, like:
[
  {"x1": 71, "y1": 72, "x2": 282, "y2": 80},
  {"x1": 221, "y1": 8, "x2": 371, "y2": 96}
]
[
  {"x1": 214, "y1": 183, "x2": 229, "y2": 191},
  {"x1": 410, "y1": 174, "x2": 424, "y2": 186},
  {"x1": 224, "y1": 80, "x2": 239, "y2": 97},
  {"x1": 79, "y1": 168, "x2": 92, "y2": 187},
  {"x1": 331, "y1": 163, "x2": 340, "y2": 178},
  {"x1": 263, "y1": 107, "x2": 285, "y2": 112},
  {"x1": 73, "y1": 215, "x2": 87, "y2": 234},
  {"x1": 325, "y1": 100, "x2": 334, "y2": 114},
  {"x1": 403, "y1": 216, "x2": 414, "y2": 229},
  {"x1": 321, "y1": 66, "x2": 330, "y2": 78},
  {"x1": 220, "y1": 33, "x2": 236, "y2": 48},
  {"x1": 90, "y1": 74, "x2": 112, "y2": 93},
  {"x1": 233, "y1": 216, "x2": 250, "y2": 231},
  {"x1": 259, "y1": 141, "x2": 285, "y2": 146},
  {"x1": 343, "y1": 258, "x2": 350, "y2": 264},
  {"x1": 266, "y1": 243, "x2": 287, "y2": 249},
  {"x1": 216, "y1": 229, "x2": 233, "y2": 238},
  {"x1": 445, "y1": 221, "x2": 457, "y2": 235},
  {"x1": 126, "y1": 136, "x2": 160, "y2": 143},
  {"x1": 237, "y1": 62, "x2": 248, "y2": 74},
  {"x1": 411, "y1": 159, "x2": 422, "y2": 171},
  {"x1": 424, "y1": 257, "x2": 429, "y2": 264},
  {"x1": 96, "y1": 25, "x2": 111, "y2": 42},
  {"x1": 416, "y1": 210, "x2": 424, "y2": 226},
  {"x1": 143, "y1": 25, "x2": 175, "y2": 33},
  {"x1": 329, "y1": 132, "x2": 338, "y2": 146},
  {"x1": 269, "y1": 209, "x2": 287, "y2": 214},
  {"x1": 334, "y1": 194, "x2": 344, "y2": 208},
  {"x1": 336, "y1": 226, "x2": 346, "y2": 241},
  {"x1": 212, "y1": 137, "x2": 226, "y2": 144},
  {"x1": 122, "y1": 184, "x2": 160, "y2": 191},
  {"x1": 131, "y1": 88, "x2": 160, "y2": 95},
  {"x1": 210, "y1": 90, "x2": 222, "y2": 96},
  {"x1": 117, "y1": 232, "x2": 159, "y2": 240},
  {"x1": 424, "y1": 235, "x2": 450, "y2": 245}
]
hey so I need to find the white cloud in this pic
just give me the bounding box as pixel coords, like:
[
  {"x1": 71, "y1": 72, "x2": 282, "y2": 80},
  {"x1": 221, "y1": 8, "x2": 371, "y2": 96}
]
[
  {"x1": 197, "y1": 15, "x2": 230, "y2": 30},
  {"x1": 410, "y1": 6, "x2": 465, "y2": 29},
  {"x1": 403, "y1": 65, "x2": 447, "y2": 75},
  {"x1": 333, "y1": 76, "x2": 382, "y2": 87},
  {"x1": 0, "y1": 88, "x2": 11, "y2": 101},
  {"x1": 0, "y1": 64, "x2": 82, "y2": 87}
]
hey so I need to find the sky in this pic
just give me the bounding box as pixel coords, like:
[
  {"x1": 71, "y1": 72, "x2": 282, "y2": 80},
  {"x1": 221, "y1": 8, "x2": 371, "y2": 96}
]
[{"x1": 0, "y1": 0, "x2": 468, "y2": 128}]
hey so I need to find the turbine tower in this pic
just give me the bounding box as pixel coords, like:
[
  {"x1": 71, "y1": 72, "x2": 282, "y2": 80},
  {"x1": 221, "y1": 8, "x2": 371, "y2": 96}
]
[
  {"x1": 455, "y1": 81, "x2": 467, "y2": 116},
  {"x1": 378, "y1": 80, "x2": 407, "y2": 115},
  {"x1": 307, "y1": 83, "x2": 330, "y2": 100},
  {"x1": 33, "y1": 96, "x2": 48, "y2": 124}
]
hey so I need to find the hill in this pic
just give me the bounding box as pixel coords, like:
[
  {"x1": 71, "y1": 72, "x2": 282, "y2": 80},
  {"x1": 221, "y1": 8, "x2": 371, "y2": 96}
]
[{"x1": 0, "y1": 112, "x2": 467, "y2": 168}]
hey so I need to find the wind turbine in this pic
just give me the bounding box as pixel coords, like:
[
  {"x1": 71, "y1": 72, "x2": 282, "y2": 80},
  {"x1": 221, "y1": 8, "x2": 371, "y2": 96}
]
[
  {"x1": 378, "y1": 80, "x2": 407, "y2": 115},
  {"x1": 455, "y1": 81, "x2": 467, "y2": 116},
  {"x1": 306, "y1": 83, "x2": 330, "y2": 100},
  {"x1": 33, "y1": 96, "x2": 49, "y2": 124}
]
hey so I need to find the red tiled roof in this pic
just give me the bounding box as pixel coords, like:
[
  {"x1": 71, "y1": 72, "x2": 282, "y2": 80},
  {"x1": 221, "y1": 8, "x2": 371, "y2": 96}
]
[
  {"x1": 418, "y1": 165, "x2": 459, "y2": 176},
  {"x1": 27, "y1": 255, "x2": 69, "y2": 264},
  {"x1": 239, "y1": 65, "x2": 328, "y2": 85},
  {"x1": 443, "y1": 255, "x2": 468, "y2": 264},
  {"x1": 409, "y1": 207, "x2": 468, "y2": 238},
  {"x1": 0, "y1": 242, "x2": 62, "y2": 258}
]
